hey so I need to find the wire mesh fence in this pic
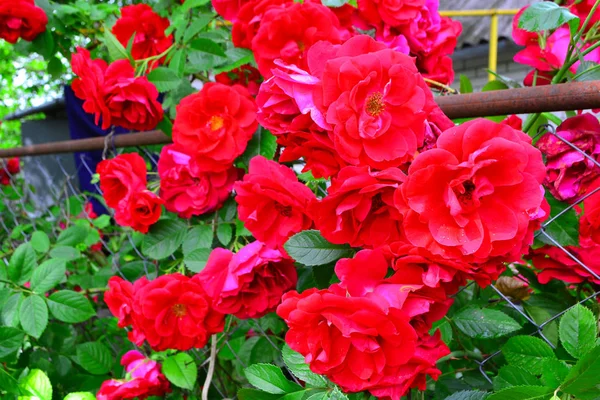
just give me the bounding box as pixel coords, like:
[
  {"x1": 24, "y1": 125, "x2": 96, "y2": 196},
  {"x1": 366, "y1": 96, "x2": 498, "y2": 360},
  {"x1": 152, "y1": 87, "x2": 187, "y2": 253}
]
[{"x1": 0, "y1": 128, "x2": 599, "y2": 397}]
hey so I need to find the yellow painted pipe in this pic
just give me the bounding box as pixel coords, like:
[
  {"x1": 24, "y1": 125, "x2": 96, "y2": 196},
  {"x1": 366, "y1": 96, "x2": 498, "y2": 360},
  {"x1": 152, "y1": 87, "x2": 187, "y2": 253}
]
[
  {"x1": 488, "y1": 13, "x2": 499, "y2": 81},
  {"x1": 439, "y1": 9, "x2": 520, "y2": 17}
]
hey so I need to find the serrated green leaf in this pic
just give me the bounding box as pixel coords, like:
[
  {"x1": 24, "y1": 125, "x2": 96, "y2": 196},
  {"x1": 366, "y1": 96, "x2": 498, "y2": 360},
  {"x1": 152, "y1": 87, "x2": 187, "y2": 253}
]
[
  {"x1": 103, "y1": 28, "x2": 130, "y2": 62},
  {"x1": 19, "y1": 296, "x2": 48, "y2": 339},
  {"x1": 1, "y1": 293, "x2": 21, "y2": 328},
  {"x1": 31, "y1": 259, "x2": 66, "y2": 294},
  {"x1": 190, "y1": 38, "x2": 226, "y2": 57},
  {"x1": 148, "y1": 67, "x2": 182, "y2": 92},
  {"x1": 163, "y1": 353, "x2": 197, "y2": 390},
  {"x1": 75, "y1": 342, "x2": 112, "y2": 375},
  {"x1": 9, "y1": 243, "x2": 37, "y2": 285},
  {"x1": 49, "y1": 246, "x2": 81, "y2": 261},
  {"x1": 444, "y1": 391, "x2": 489, "y2": 400},
  {"x1": 30, "y1": 232, "x2": 50, "y2": 253},
  {"x1": 0, "y1": 327, "x2": 24, "y2": 358},
  {"x1": 486, "y1": 386, "x2": 554, "y2": 400},
  {"x1": 519, "y1": 2, "x2": 580, "y2": 36},
  {"x1": 184, "y1": 248, "x2": 212, "y2": 273},
  {"x1": 559, "y1": 304, "x2": 597, "y2": 358},
  {"x1": 169, "y1": 49, "x2": 187, "y2": 77},
  {"x1": 285, "y1": 230, "x2": 354, "y2": 266},
  {"x1": 142, "y1": 219, "x2": 187, "y2": 260},
  {"x1": 182, "y1": 225, "x2": 213, "y2": 255},
  {"x1": 217, "y1": 224, "x2": 233, "y2": 246},
  {"x1": 540, "y1": 359, "x2": 569, "y2": 388},
  {"x1": 47, "y1": 290, "x2": 95, "y2": 323},
  {"x1": 538, "y1": 192, "x2": 579, "y2": 247},
  {"x1": 282, "y1": 345, "x2": 328, "y2": 388},
  {"x1": 19, "y1": 369, "x2": 52, "y2": 400},
  {"x1": 92, "y1": 215, "x2": 111, "y2": 229},
  {"x1": 244, "y1": 363, "x2": 302, "y2": 394},
  {"x1": 453, "y1": 307, "x2": 521, "y2": 339},
  {"x1": 561, "y1": 346, "x2": 600, "y2": 399},
  {"x1": 493, "y1": 365, "x2": 540, "y2": 391},
  {"x1": 503, "y1": 336, "x2": 556, "y2": 375},
  {"x1": 236, "y1": 128, "x2": 277, "y2": 169},
  {"x1": 184, "y1": 14, "x2": 214, "y2": 43},
  {"x1": 56, "y1": 225, "x2": 88, "y2": 247}
]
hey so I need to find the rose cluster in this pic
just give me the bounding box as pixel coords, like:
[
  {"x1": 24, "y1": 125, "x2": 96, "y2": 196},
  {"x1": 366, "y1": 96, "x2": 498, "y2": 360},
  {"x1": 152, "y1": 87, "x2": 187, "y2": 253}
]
[
  {"x1": 213, "y1": 0, "x2": 461, "y2": 85},
  {"x1": 513, "y1": 1, "x2": 600, "y2": 86},
  {"x1": 0, "y1": 157, "x2": 19, "y2": 186}
]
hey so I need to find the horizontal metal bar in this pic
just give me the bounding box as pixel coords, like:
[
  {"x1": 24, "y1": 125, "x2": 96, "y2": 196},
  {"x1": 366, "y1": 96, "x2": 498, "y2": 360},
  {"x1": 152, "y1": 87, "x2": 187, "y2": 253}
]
[
  {"x1": 439, "y1": 9, "x2": 519, "y2": 17},
  {"x1": 1, "y1": 81, "x2": 600, "y2": 158}
]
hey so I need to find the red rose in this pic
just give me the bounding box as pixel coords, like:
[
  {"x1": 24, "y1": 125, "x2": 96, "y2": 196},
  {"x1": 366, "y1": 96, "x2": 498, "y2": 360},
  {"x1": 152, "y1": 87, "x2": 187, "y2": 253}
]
[
  {"x1": 537, "y1": 114, "x2": 600, "y2": 203},
  {"x1": 312, "y1": 166, "x2": 405, "y2": 248},
  {"x1": 172, "y1": 83, "x2": 257, "y2": 167},
  {"x1": 215, "y1": 64, "x2": 262, "y2": 96},
  {"x1": 530, "y1": 244, "x2": 600, "y2": 285},
  {"x1": 97, "y1": 350, "x2": 171, "y2": 400},
  {"x1": 398, "y1": 118, "x2": 547, "y2": 264},
  {"x1": 114, "y1": 190, "x2": 163, "y2": 234},
  {"x1": 251, "y1": 2, "x2": 343, "y2": 78},
  {"x1": 0, "y1": 0, "x2": 47, "y2": 44},
  {"x1": 71, "y1": 48, "x2": 111, "y2": 128},
  {"x1": 314, "y1": 35, "x2": 444, "y2": 168},
  {"x1": 231, "y1": 0, "x2": 290, "y2": 49},
  {"x1": 235, "y1": 156, "x2": 315, "y2": 249},
  {"x1": 158, "y1": 144, "x2": 239, "y2": 218},
  {"x1": 581, "y1": 179, "x2": 600, "y2": 246},
  {"x1": 212, "y1": 0, "x2": 247, "y2": 22},
  {"x1": 198, "y1": 241, "x2": 297, "y2": 319},
  {"x1": 103, "y1": 60, "x2": 164, "y2": 131},
  {"x1": 104, "y1": 277, "x2": 134, "y2": 328},
  {"x1": 501, "y1": 115, "x2": 523, "y2": 131},
  {"x1": 414, "y1": 17, "x2": 461, "y2": 85},
  {"x1": 71, "y1": 51, "x2": 163, "y2": 131},
  {"x1": 112, "y1": 4, "x2": 173, "y2": 67},
  {"x1": 97, "y1": 153, "x2": 148, "y2": 209},
  {"x1": 5, "y1": 158, "x2": 19, "y2": 174},
  {"x1": 523, "y1": 70, "x2": 554, "y2": 87},
  {"x1": 358, "y1": 0, "x2": 426, "y2": 27},
  {"x1": 130, "y1": 274, "x2": 225, "y2": 351}
]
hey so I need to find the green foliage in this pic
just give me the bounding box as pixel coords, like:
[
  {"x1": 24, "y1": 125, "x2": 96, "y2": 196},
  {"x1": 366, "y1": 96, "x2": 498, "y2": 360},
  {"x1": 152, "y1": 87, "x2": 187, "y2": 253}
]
[
  {"x1": 284, "y1": 230, "x2": 354, "y2": 266},
  {"x1": 163, "y1": 353, "x2": 198, "y2": 390},
  {"x1": 519, "y1": 2, "x2": 580, "y2": 36}
]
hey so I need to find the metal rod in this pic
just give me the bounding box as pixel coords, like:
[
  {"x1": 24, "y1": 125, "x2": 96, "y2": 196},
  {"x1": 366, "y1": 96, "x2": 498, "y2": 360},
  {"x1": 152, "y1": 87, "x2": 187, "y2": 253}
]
[
  {"x1": 2, "y1": 81, "x2": 600, "y2": 158},
  {"x1": 439, "y1": 9, "x2": 519, "y2": 17},
  {"x1": 488, "y1": 13, "x2": 499, "y2": 82}
]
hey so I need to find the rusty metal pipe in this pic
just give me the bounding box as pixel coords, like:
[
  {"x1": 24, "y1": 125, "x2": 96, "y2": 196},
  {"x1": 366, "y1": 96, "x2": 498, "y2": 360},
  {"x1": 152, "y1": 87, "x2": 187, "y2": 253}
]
[{"x1": 1, "y1": 81, "x2": 600, "y2": 158}]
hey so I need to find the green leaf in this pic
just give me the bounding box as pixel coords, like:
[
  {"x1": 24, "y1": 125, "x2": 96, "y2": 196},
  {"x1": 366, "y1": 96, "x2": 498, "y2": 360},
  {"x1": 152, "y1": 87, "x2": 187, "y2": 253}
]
[
  {"x1": 538, "y1": 192, "x2": 579, "y2": 247},
  {"x1": 31, "y1": 30, "x2": 55, "y2": 59},
  {"x1": 30, "y1": 232, "x2": 50, "y2": 253},
  {"x1": 190, "y1": 38, "x2": 226, "y2": 57},
  {"x1": 561, "y1": 346, "x2": 600, "y2": 399},
  {"x1": 169, "y1": 49, "x2": 187, "y2": 77},
  {"x1": 49, "y1": 246, "x2": 81, "y2": 261},
  {"x1": 157, "y1": 117, "x2": 173, "y2": 137},
  {"x1": 213, "y1": 48, "x2": 255, "y2": 74},
  {"x1": 19, "y1": 369, "x2": 52, "y2": 400},
  {"x1": 238, "y1": 389, "x2": 280, "y2": 400},
  {"x1": 1, "y1": 293, "x2": 21, "y2": 328},
  {"x1": 184, "y1": 14, "x2": 214, "y2": 43},
  {"x1": 574, "y1": 61, "x2": 600, "y2": 81},
  {"x1": 182, "y1": 226, "x2": 213, "y2": 255},
  {"x1": 482, "y1": 80, "x2": 509, "y2": 92},
  {"x1": 486, "y1": 386, "x2": 555, "y2": 400},
  {"x1": 493, "y1": 366, "x2": 540, "y2": 391},
  {"x1": 47, "y1": 290, "x2": 95, "y2": 323},
  {"x1": 322, "y1": 0, "x2": 348, "y2": 6},
  {"x1": 540, "y1": 359, "x2": 570, "y2": 388},
  {"x1": 142, "y1": 219, "x2": 187, "y2": 260},
  {"x1": 237, "y1": 128, "x2": 277, "y2": 169},
  {"x1": 64, "y1": 393, "x2": 96, "y2": 400},
  {"x1": 327, "y1": 388, "x2": 349, "y2": 400},
  {"x1": 0, "y1": 327, "x2": 24, "y2": 358},
  {"x1": 453, "y1": 307, "x2": 521, "y2": 339},
  {"x1": 92, "y1": 215, "x2": 111, "y2": 229},
  {"x1": 181, "y1": 0, "x2": 211, "y2": 11},
  {"x1": 244, "y1": 363, "x2": 303, "y2": 394},
  {"x1": 459, "y1": 74, "x2": 473, "y2": 94},
  {"x1": 184, "y1": 248, "x2": 212, "y2": 273},
  {"x1": 162, "y1": 353, "x2": 197, "y2": 390},
  {"x1": 0, "y1": 367, "x2": 20, "y2": 394},
  {"x1": 559, "y1": 304, "x2": 597, "y2": 358},
  {"x1": 503, "y1": 336, "x2": 556, "y2": 375},
  {"x1": 9, "y1": 243, "x2": 37, "y2": 285},
  {"x1": 282, "y1": 344, "x2": 328, "y2": 387},
  {"x1": 285, "y1": 230, "x2": 354, "y2": 266},
  {"x1": 75, "y1": 342, "x2": 112, "y2": 375},
  {"x1": 148, "y1": 67, "x2": 182, "y2": 92},
  {"x1": 217, "y1": 224, "x2": 233, "y2": 246},
  {"x1": 103, "y1": 28, "x2": 130, "y2": 62},
  {"x1": 19, "y1": 296, "x2": 48, "y2": 339},
  {"x1": 444, "y1": 391, "x2": 489, "y2": 400},
  {"x1": 519, "y1": 2, "x2": 580, "y2": 36},
  {"x1": 31, "y1": 259, "x2": 66, "y2": 294}
]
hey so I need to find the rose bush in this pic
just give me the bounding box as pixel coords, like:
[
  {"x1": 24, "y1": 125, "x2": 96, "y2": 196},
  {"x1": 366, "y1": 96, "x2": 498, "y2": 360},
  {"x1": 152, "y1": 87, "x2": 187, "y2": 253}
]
[{"x1": 0, "y1": 1, "x2": 599, "y2": 400}]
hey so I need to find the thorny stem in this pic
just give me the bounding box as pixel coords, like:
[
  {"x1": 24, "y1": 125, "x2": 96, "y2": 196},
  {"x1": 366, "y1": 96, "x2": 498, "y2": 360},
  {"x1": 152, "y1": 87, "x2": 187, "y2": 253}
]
[
  {"x1": 202, "y1": 334, "x2": 218, "y2": 400},
  {"x1": 423, "y1": 78, "x2": 457, "y2": 94}
]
